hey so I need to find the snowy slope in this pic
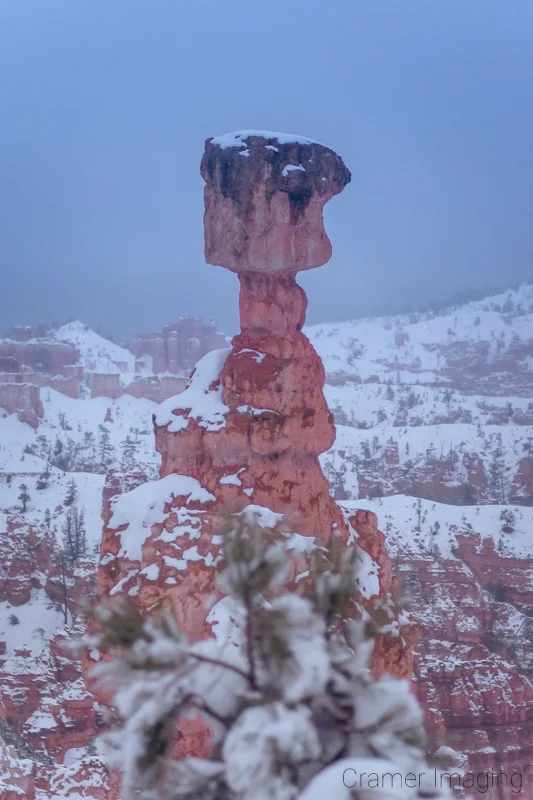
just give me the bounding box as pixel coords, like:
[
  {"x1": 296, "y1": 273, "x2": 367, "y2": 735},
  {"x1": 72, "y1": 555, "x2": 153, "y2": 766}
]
[
  {"x1": 45, "y1": 321, "x2": 135, "y2": 374},
  {"x1": 306, "y1": 282, "x2": 533, "y2": 393},
  {"x1": 342, "y1": 495, "x2": 533, "y2": 559},
  {"x1": 0, "y1": 391, "x2": 160, "y2": 546}
]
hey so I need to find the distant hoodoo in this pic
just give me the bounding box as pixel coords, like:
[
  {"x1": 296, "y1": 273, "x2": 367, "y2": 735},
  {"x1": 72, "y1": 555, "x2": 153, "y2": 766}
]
[{"x1": 201, "y1": 130, "x2": 351, "y2": 273}]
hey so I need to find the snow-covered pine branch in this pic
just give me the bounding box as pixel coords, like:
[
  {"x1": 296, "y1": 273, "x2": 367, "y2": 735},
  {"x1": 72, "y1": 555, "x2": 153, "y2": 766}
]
[{"x1": 79, "y1": 511, "x2": 451, "y2": 800}]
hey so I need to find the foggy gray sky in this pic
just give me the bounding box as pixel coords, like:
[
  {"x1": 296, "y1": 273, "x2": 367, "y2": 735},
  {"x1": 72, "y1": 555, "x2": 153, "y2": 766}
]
[{"x1": 1, "y1": 1, "x2": 532, "y2": 341}]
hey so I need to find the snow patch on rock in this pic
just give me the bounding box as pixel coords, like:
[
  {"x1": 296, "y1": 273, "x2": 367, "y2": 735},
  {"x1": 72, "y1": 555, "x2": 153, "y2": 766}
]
[
  {"x1": 210, "y1": 130, "x2": 324, "y2": 149},
  {"x1": 155, "y1": 348, "x2": 231, "y2": 433},
  {"x1": 108, "y1": 474, "x2": 216, "y2": 561}
]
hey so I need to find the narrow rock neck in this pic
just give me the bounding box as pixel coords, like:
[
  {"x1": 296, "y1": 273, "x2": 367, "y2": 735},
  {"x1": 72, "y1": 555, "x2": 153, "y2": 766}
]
[{"x1": 238, "y1": 272, "x2": 308, "y2": 336}]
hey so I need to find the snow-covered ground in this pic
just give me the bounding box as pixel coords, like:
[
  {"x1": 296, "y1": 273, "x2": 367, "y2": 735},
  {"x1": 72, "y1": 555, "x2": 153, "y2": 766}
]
[
  {"x1": 0, "y1": 389, "x2": 160, "y2": 550},
  {"x1": 52, "y1": 321, "x2": 136, "y2": 374},
  {"x1": 0, "y1": 589, "x2": 65, "y2": 657},
  {"x1": 306, "y1": 282, "x2": 533, "y2": 385},
  {"x1": 343, "y1": 495, "x2": 533, "y2": 559}
]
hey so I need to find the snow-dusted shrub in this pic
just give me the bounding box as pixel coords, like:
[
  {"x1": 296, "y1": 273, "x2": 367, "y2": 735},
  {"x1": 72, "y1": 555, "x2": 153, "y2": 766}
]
[{"x1": 80, "y1": 513, "x2": 450, "y2": 800}]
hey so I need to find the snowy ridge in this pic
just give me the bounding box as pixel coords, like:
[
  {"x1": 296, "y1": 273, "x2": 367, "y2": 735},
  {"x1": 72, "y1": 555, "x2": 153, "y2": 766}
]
[
  {"x1": 210, "y1": 130, "x2": 324, "y2": 149},
  {"x1": 342, "y1": 495, "x2": 533, "y2": 559},
  {"x1": 306, "y1": 281, "x2": 533, "y2": 393},
  {"x1": 52, "y1": 321, "x2": 135, "y2": 373}
]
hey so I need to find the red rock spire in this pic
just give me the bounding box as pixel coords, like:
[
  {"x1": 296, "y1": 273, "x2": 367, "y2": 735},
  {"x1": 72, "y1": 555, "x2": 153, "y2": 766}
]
[{"x1": 153, "y1": 131, "x2": 352, "y2": 537}]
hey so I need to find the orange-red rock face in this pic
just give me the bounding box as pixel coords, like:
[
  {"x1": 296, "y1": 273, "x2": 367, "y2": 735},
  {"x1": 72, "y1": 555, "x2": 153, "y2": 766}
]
[
  {"x1": 89, "y1": 373, "x2": 188, "y2": 403},
  {"x1": 347, "y1": 508, "x2": 415, "y2": 680},
  {"x1": 0, "y1": 342, "x2": 79, "y2": 374},
  {"x1": 510, "y1": 457, "x2": 533, "y2": 505},
  {"x1": 130, "y1": 317, "x2": 227, "y2": 375},
  {"x1": 0, "y1": 515, "x2": 107, "y2": 799},
  {"x1": 0, "y1": 385, "x2": 43, "y2": 429},
  {"x1": 393, "y1": 534, "x2": 533, "y2": 797}
]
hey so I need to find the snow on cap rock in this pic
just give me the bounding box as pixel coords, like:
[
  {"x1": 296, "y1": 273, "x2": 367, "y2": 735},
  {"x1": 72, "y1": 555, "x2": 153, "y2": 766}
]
[
  {"x1": 155, "y1": 347, "x2": 231, "y2": 433},
  {"x1": 209, "y1": 129, "x2": 326, "y2": 149}
]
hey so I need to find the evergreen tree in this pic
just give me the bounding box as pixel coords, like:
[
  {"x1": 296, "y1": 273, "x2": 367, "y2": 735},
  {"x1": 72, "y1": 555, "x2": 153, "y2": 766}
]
[
  {"x1": 120, "y1": 435, "x2": 137, "y2": 472},
  {"x1": 488, "y1": 434, "x2": 507, "y2": 503},
  {"x1": 461, "y1": 482, "x2": 477, "y2": 504},
  {"x1": 50, "y1": 550, "x2": 71, "y2": 625},
  {"x1": 429, "y1": 522, "x2": 441, "y2": 559},
  {"x1": 406, "y1": 389, "x2": 419, "y2": 409},
  {"x1": 98, "y1": 424, "x2": 114, "y2": 467},
  {"x1": 36, "y1": 455, "x2": 51, "y2": 490},
  {"x1": 18, "y1": 483, "x2": 30, "y2": 513},
  {"x1": 523, "y1": 437, "x2": 533, "y2": 458},
  {"x1": 64, "y1": 477, "x2": 77, "y2": 507},
  {"x1": 377, "y1": 407, "x2": 388, "y2": 423},
  {"x1": 500, "y1": 508, "x2": 516, "y2": 535},
  {"x1": 449, "y1": 445, "x2": 459, "y2": 467},
  {"x1": 53, "y1": 437, "x2": 63, "y2": 459},
  {"x1": 36, "y1": 434, "x2": 49, "y2": 459},
  {"x1": 361, "y1": 440, "x2": 371, "y2": 460},
  {"x1": 58, "y1": 410, "x2": 72, "y2": 431},
  {"x1": 80, "y1": 513, "x2": 450, "y2": 800},
  {"x1": 62, "y1": 505, "x2": 87, "y2": 561},
  {"x1": 52, "y1": 437, "x2": 69, "y2": 471},
  {"x1": 79, "y1": 430, "x2": 98, "y2": 471},
  {"x1": 64, "y1": 437, "x2": 80, "y2": 471},
  {"x1": 414, "y1": 498, "x2": 422, "y2": 531},
  {"x1": 430, "y1": 541, "x2": 441, "y2": 560}
]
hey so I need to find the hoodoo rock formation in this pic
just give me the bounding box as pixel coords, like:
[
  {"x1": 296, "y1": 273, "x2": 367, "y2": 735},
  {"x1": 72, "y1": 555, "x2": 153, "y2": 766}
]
[
  {"x1": 129, "y1": 317, "x2": 227, "y2": 375},
  {"x1": 92, "y1": 131, "x2": 411, "y2": 737},
  {"x1": 160, "y1": 130, "x2": 352, "y2": 542}
]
